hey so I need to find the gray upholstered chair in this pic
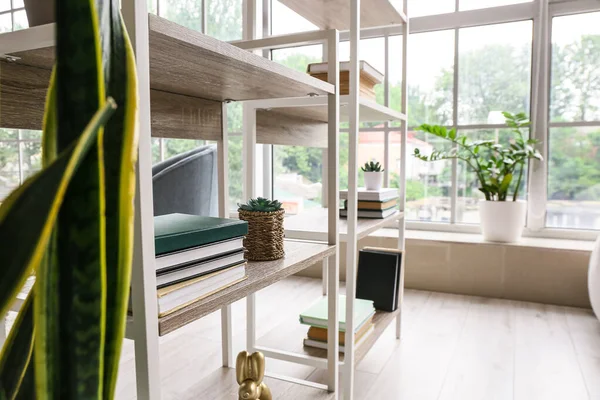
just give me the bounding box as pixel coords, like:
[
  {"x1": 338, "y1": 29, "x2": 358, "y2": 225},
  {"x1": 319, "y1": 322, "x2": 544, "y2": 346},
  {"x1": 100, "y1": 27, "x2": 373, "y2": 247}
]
[{"x1": 152, "y1": 145, "x2": 218, "y2": 217}]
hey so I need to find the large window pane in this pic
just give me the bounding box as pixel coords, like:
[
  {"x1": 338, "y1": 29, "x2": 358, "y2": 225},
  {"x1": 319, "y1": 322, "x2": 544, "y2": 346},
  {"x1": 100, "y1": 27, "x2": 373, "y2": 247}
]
[
  {"x1": 458, "y1": 21, "x2": 532, "y2": 125},
  {"x1": 408, "y1": 30, "x2": 454, "y2": 127},
  {"x1": 272, "y1": 0, "x2": 318, "y2": 36},
  {"x1": 405, "y1": 130, "x2": 451, "y2": 222},
  {"x1": 273, "y1": 145, "x2": 323, "y2": 215},
  {"x1": 547, "y1": 126, "x2": 600, "y2": 230},
  {"x1": 207, "y1": 0, "x2": 242, "y2": 41},
  {"x1": 271, "y1": 44, "x2": 322, "y2": 73},
  {"x1": 550, "y1": 12, "x2": 600, "y2": 123},
  {"x1": 22, "y1": 141, "x2": 41, "y2": 179},
  {"x1": 459, "y1": 0, "x2": 531, "y2": 12},
  {"x1": 163, "y1": 138, "x2": 205, "y2": 160},
  {"x1": 160, "y1": 0, "x2": 202, "y2": 31},
  {"x1": 228, "y1": 135, "x2": 243, "y2": 209},
  {"x1": 0, "y1": 141, "x2": 19, "y2": 202}
]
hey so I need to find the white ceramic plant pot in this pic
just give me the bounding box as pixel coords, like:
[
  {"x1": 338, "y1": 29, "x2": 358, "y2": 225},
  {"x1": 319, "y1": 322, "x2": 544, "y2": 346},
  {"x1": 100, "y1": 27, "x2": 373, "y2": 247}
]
[
  {"x1": 589, "y1": 235, "x2": 600, "y2": 321},
  {"x1": 364, "y1": 171, "x2": 383, "y2": 190},
  {"x1": 479, "y1": 200, "x2": 527, "y2": 243}
]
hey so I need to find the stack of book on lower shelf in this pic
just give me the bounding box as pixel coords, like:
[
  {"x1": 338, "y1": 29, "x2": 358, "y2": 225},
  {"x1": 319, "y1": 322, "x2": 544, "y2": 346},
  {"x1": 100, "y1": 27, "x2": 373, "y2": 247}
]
[
  {"x1": 339, "y1": 188, "x2": 399, "y2": 219},
  {"x1": 300, "y1": 295, "x2": 375, "y2": 353},
  {"x1": 134, "y1": 213, "x2": 249, "y2": 317}
]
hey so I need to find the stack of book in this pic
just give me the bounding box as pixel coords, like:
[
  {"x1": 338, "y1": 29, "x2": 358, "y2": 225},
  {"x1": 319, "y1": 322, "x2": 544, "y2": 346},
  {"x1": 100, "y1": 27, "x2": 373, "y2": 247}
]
[
  {"x1": 307, "y1": 61, "x2": 384, "y2": 101},
  {"x1": 339, "y1": 188, "x2": 399, "y2": 219},
  {"x1": 143, "y1": 213, "x2": 249, "y2": 317},
  {"x1": 300, "y1": 296, "x2": 375, "y2": 353}
]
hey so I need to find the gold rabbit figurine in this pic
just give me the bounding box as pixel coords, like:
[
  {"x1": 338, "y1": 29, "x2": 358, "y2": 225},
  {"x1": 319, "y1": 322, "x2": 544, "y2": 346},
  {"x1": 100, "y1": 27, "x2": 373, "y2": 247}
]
[{"x1": 236, "y1": 351, "x2": 272, "y2": 400}]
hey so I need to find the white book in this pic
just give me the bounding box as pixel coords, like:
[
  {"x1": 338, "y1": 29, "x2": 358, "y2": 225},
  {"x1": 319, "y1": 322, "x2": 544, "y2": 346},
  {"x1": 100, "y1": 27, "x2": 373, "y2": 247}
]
[
  {"x1": 339, "y1": 208, "x2": 398, "y2": 219},
  {"x1": 303, "y1": 325, "x2": 375, "y2": 354},
  {"x1": 155, "y1": 237, "x2": 244, "y2": 272},
  {"x1": 339, "y1": 188, "x2": 398, "y2": 202},
  {"x1": 156, "y1": 250, "x2": 246, "y2": 288},
  {"x1": 307, "y1": 61, "x2": 384, "y2": 84},
  {"x1": 157, "y1": 263, "x2": 246, "y2": 317}
]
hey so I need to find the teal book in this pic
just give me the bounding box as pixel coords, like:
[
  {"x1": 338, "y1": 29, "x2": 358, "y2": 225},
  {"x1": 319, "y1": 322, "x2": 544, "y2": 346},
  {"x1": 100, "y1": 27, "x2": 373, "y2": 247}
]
[
  {"x1": 299, "y1": 295, "x2": 375, "y2": 333},
  {"x1": 154, "y1": 213, "x2": 248, "y2": 255}
]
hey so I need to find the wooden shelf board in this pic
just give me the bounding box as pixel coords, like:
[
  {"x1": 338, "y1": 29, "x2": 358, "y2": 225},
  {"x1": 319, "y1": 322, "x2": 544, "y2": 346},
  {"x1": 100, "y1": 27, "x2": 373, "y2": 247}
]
[
  {"x1": 153, "y1": 240, "x2": 335, "y2": 336},
  {"x1": 279, "y1": 0, "x2": 406, "y2": 30},
  {"x1": 257, "y1": 305, "x2": 400, "y2": 367},
  {"x1": 284, "y1": 208, "x2": 403, "y2": 242},
  {"x1": 256, "y1": 95, "x2": 406, "y2": 124},
  {"x1": 1, "y1": 14, "x2": 333, "y2": 102}
]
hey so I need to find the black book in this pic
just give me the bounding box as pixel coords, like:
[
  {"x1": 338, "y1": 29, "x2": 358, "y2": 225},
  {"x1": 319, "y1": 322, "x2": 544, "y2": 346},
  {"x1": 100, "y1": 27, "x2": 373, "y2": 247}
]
[{"x1": 356, "y1": 247, "x2": 403, "y2": 312}]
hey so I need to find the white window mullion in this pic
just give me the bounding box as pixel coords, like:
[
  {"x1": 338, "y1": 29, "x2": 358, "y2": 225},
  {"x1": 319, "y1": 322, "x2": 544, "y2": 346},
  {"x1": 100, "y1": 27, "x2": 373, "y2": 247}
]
[
  {"x1": 527, "y1": 0, "x2": 550, "y2": 231},
  {"x1": 450, "y1": 27, "x2": 459, "y2": 224}
]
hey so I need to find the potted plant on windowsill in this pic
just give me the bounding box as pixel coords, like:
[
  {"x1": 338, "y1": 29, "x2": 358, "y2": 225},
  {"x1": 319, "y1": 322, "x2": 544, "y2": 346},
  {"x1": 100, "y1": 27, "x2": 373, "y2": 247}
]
[
  {"x1": 413, "y1": 112, "x2": 543, "y2": 243},
  {"x1": 238, "y1": 197, "x2": 285, "y2": 261},
  {"x1": 361, "y1": 160, "x2": 384, "y2": 190}
]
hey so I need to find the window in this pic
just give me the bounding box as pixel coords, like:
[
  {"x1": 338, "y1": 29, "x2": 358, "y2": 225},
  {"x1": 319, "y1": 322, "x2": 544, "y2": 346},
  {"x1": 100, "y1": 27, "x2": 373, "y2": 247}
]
[
  {"x1": 272, "y1": 0, "x2": 317, "y2": 36},
  {"x1": 458, "y1": 21, "x2": 533, "y2": 125},
  {"x1": 408, "y1": 30, "x2": 455, "y2": 127},
  {"x1": 0, "y1": 130, "x2": 42, "y2": 202},
  {"x1": 408, "y1": 0, "x2": 455, "y2": 17},
  {"x1": 548, "y1": 12, "x2": 600, "y2": 230},
  {"x1": 156, "y1": 0, "x2": 242, "y2": 40}
]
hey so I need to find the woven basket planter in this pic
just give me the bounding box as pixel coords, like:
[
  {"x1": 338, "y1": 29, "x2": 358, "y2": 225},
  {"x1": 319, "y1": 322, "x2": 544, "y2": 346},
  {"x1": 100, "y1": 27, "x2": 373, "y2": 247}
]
[{"x1": 238, "y1": 209, "x2": 285, "y2": 261}]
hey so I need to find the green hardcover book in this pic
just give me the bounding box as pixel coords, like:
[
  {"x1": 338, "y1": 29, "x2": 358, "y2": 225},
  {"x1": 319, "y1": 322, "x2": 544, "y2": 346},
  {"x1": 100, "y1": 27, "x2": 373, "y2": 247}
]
[
  {"x1": 299, "y1": 295, "x2": 375, "y2": 333},
  {"x1": 154, "y1": 213, "x2": 248, "y2": 255}
]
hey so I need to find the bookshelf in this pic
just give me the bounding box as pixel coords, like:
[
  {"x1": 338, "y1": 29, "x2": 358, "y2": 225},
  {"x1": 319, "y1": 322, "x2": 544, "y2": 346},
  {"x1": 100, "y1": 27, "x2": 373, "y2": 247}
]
[
  {"x1": 1, "y1": 0, "x2": 409, "y2": 398},
  {"x1": 238, "y1": 2, "x2": 409, "y2": 399}
]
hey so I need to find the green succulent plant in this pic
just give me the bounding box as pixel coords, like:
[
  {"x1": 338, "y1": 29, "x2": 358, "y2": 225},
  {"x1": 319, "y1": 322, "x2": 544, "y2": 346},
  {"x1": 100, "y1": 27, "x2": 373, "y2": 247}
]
[
  {"x1": 238, "y1": 197, "x2": 283, "y2": 213},
  {"x1": 361, "y1": 161, "x2": 384, "y2": 172}
]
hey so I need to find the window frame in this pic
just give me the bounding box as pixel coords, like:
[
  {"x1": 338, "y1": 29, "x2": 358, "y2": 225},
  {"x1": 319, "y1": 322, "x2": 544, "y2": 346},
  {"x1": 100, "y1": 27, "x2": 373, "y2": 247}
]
[{"x1": 267, "y1": 0, "x2": 600, "y2": 240}]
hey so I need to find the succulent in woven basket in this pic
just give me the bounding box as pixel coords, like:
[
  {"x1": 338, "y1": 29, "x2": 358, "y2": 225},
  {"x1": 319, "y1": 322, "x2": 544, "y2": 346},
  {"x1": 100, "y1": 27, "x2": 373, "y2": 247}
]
[
  {"x1": 238, "y1": 198, "x2": 285, "y2": 261},
  {"x1": 238, "y1": 197, "x2": 283, "y2": 213}
]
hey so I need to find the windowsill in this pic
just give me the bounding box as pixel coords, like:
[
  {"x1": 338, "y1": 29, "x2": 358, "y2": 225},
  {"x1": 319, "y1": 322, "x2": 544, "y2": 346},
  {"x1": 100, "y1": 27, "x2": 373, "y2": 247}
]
[{"x1": 374, "y1": 228, "x2": 596, "y2": 252}]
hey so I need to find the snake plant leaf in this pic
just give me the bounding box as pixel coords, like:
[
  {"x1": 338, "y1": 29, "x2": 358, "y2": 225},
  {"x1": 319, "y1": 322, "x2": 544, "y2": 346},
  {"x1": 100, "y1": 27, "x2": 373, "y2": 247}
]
[
  {"x1": 0, "y1": 100, "x2": 115, "y2": 320},
  {"x1": 36, "y1": 0, "x2": 107, "y2": 397},
  {"x1": 100, "y1": 2, "x2": 140, "y2": 396},
  {"x1": 0, "y1": 294, "x2": 34, "y2": 400},
  {"x1": 13, "y1": 359, "x2": 35, "y2": 400}
]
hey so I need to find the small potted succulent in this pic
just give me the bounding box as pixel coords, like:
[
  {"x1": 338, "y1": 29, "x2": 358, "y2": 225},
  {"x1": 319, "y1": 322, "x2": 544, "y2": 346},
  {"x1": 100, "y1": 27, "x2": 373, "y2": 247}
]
[
  {"x1": 361, "y1": 160, "x2": 384, "y2": 190},
  {"x1": 414, "y1": 112, "x2": 543, "y2": 243},
  {"x1": 238, "y1": 197, "x2": 285, "y2": 261}
]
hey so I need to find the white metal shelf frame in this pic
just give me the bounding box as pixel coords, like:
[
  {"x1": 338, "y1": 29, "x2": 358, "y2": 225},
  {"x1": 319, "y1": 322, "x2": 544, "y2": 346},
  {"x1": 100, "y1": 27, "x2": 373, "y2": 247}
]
[
  {"x1": 241, "y1": 24, "x2": 342, "y2": 394},
  {"x1": 239, "y1": 1, "x2": 409, "y2": 397}
]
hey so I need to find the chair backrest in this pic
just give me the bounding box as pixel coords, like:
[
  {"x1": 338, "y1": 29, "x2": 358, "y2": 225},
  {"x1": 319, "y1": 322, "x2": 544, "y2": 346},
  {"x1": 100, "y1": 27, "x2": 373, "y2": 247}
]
[{"x1": 152, "y1": 145, "x2": 218, "y2": 217}]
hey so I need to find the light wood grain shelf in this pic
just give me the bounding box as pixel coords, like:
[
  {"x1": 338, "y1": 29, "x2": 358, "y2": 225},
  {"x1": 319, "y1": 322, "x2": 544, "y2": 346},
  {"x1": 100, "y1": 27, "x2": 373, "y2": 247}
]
[
  {"x1": 252, "y1": 95, "x2": 406, "y2": 147},
  {"x1": 284, "y1": 207, "x2": 403, "y2": 242},
  {"x1": 0, "y1": 14, "x2": 333, "y2": 132},
  {"x1": 127, "y1": 240, "x2": 335, "y2": 337},
  {"x1": 279, "y1": 0, "x2": 407, "y2": 30},
  {"x1": 257, "y1": 304, "x2": 400, "y2": 367}
]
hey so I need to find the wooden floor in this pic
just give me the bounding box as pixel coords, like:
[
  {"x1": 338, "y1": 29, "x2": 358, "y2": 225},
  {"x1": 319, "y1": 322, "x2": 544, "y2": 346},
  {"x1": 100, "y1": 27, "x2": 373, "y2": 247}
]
[{"x1": 116, "y1": 276, "x2": 600, "y2": 400}]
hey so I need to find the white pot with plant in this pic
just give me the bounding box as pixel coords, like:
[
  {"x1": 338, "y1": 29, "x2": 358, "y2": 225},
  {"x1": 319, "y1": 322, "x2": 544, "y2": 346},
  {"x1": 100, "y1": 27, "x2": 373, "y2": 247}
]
[
  {"x1": 361, "y1": 161, "x2": 384, "y2": 190},
  {"x1": 414, "y1": 112, "x2": 543, "y2": 243}
]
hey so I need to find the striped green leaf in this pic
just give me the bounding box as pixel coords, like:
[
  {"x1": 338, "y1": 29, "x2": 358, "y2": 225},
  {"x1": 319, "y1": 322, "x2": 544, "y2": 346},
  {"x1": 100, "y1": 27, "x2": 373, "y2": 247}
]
[
  {"x1": 0, "y1": 295, "x2": 34, "y2": 400},
  {"x1": 100, "y1": 3, "x2": 140, "y2": 396},
  {"x1": 37, "y1": 0, "x2": 107, "y2": 397},
  {"x1": 0, "y1": 100, "x2": 115, "y2": 321}
]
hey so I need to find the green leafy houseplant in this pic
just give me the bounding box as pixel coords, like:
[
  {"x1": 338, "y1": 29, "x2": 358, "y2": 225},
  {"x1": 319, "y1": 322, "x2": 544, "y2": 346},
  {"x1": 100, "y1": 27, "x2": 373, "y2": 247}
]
[
  {"x1": 0, "y1": 0, "x2": 138, "y2": 398},
  {"x1": 238, "y1": 197, "x2": 283, "y2": 213},
  {"x1": 413, "y1": 112, "x2": 543, "y2": 201},
  {"x1": 361, "y1": 161, "x2": 384, "y2": 173},
  {"x1": 238, "y1": 198, "x2": 285, "y2": 261}
]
